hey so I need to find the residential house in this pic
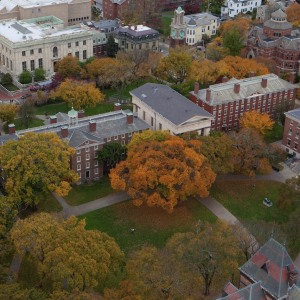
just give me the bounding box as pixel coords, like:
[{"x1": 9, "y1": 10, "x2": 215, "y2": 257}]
[
  {"x1": 0, "y1": 16, "x2": 93, "y2": 78},
  {"x1": 218, "y1": 238, "x2": 300, "y2": 300},
  {"x1": 114, "y1": 25, "x2": 159, "y2": 52},
  {"x1": 0, "y1": 105, "x2": 149, "y2": 183},
  {"x1": 130, "y1": 83, "x2": 214, "y2": 136},
  {"x1": 282, "y1": 108, "x2": 300, "y2": 158},
  {"x1": 189, "y1": 73, "x2": 297, "y2": 131},
  {"x1": 0, "y1": 0, "x2": 91, "y2": 26},
  {"x1": 247, "y1": 9, "x2": 300, "y2": 75},
  {"x1": 221, "y1": 0, "x2": 262, "y2": 18}
]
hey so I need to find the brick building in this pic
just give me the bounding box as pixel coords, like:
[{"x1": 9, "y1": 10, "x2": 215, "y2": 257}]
[
  {"x1": 247, "y1": 9, "x2": 300, "y2": 75},
  {"x1": 282, "y1": 108, "x2": 300, "y2": 158},
  {"x1": 1, "y1": 106, "x2": 149, "y2": 183},
  {"x1": 189, "y1": 73, "x2": 297, "y2": 131}
]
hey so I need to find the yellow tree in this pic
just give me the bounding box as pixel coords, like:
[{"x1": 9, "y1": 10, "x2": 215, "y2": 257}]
[
  {"x1": 56, "y1": 55, "x2": 82, "y2": 79},
  {"x1": 219, "y1": 16, "x2": 251, "y2": 38},
  {"x1": 0, "y1": 104, "x2": 19, "y2": 125},
  {"x1": 10, "y1": 213, "x2": 125, "y2": 293},
  {"x1": 286, "y1": 3, "x2": 300, "y2": 26},
  {"x1": 240, "y1": 110, "x2": 274, "y2": 135},
  {"x1": 0, "y1": 132, "x2": 78, "y2": 209},
  {"x1": 110, "y1": 131, "x2": 216, "y2": 213},
  {"x1": 167, "y1": 221, "x2": 243, "y2": 296},
  {"x1": 51, "y1": 79, "x2": 104, "y2": 110}
]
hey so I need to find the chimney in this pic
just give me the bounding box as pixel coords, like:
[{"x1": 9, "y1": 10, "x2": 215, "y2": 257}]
[
  {"x1": 78, "y1": 110, "x2": 85, "y2": 118},
  {"x1": 234, "y1": 83, "x2": 240, "y2": 94},
  {"x1": 261, "y1": 78, "x2": 268, "y2": 88},
  {"x1": 8, "y1": 124, "x2": 15, "y2": 135},
  {"x1": 114, "y1": 103, "x2": 121, "y2": 111},
  {"x1": 50, "y1": 116, "x2": 57, "y2": 124},
  {"x1": 222, "y1": 76, "x2": 228, "y2": 83},
  {"x1": 134, "y1": 24, "x2": 137, "y2": 30},
  {"x1": 61, "y1": 126, "x2": 68, "y2": 138},
  {"x1": 194, "y1": 82, "x2": 199, "y2": 94},
  {"x1": 287, "y1": 265, "x2": 298, "y2": 287},
  {"x1": 127, "y1": 112, "x2": 133, "y2": 124},
  {"x1": 289, "y1": 72, "x2": 296, "y2": 84},
  {"x1": 249, "y1": 71, "x2": 255, "y2": 78},
  {"x1": 89, "y1": 120, "x2": 96, "y2": 132},
  {"x1": 206, "y1": 89, "x2": 211, "y2": 102}
]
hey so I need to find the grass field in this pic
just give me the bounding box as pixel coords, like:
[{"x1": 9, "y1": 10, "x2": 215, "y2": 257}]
[
  {"x1": 2, "y1": 84, "x2": 19, "y2": 91},
  {"x1": 264, "y1": 123, "x2": 284, "y2": 143},
  {"x1": 81, "y1": 198, "x2": 217, "y2": 254},
  {"x1": 65, "y1": 177, "x2": 115, "y2": 205},
  {"x1": 4, "y1": 117, "x2": 44, "y2": 133}
]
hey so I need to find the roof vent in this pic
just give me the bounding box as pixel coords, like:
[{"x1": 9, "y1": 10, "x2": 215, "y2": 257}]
[
  {"x1": 141, "y1": 93, "x2": 147, "y2": 98},
  {"x1": 23, "y1": 35, "x2": 26, "y2": 39}
]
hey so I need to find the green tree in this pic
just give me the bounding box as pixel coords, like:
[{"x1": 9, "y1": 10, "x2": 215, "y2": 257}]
[
  {"x1": 56, "y1": 55, "x2": 82, "y2": 79},
  {"x1": 0, "y1": 104, "x2": 19, "y2": 125},
  {"x1": 34, "y1": 68, "x2": 46, "y2": 82},
  {"x1": 0, "y1": 283, "x2": 48, "y2": 300},
  {"x1": 98, "y1": 142, "x2": 127, "y2": 174},
  {"x1": 0, "y1": 132, "x2": 78, "y2": 209},
  {"x1": 11, "y1": 213, "x2": 125, "y2": 292},
  {"x1": 223, "y1": 28, "x2": 244, "y2": 56},
  {"x1": 1, "y1": 73, "x2": 13, "y2": 86},
  {"x1": 19, "y1": 99, "x2": 34, "y2": 128},
  {"x1": 106, "y1": 34, "x2": 118, "y2": 58},
  {"x1": 18, "y1": 70, "x2": 32, "y2": 84}
]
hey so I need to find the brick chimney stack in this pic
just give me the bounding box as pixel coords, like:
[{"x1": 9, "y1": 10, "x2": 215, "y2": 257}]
[
  {"x1": 61, "y1": 126, "x2": 68, "y2": 138},
  {"x1": 114, "y1": 103, "x2": 121, "y2": 111},
  {"x1": 50, "y1": 116, "x2": 57, "y2": 124},
  {"x1": 127, "y1": 113, "x2": 133, "y2": 124},
  {"x1": 261, "y1": 78, "x2": 268, "y2": 88},
  {"x1": 89, "y1": 120, "x2": 96, "y2": 132},
  {"x1": 8, "y1": 124, "x2": 15, "y2": 135},
  {"x1": 206, "y1": 89, "x2": 211, "y2": 102},
  {"x1": 194, "y1": 82, "x2": 199, "y2": 94},
  {"x1": 78, "y1": 110, "x2": 85, "y2": 118},
  {"x1": 234, "y1": 83, "x2": 240, "y2": 94},
  {"x1": 222, "y1": 76, "x2": 228, "y2": 83}
]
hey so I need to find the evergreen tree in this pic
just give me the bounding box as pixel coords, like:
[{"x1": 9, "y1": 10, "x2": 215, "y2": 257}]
[{"x1": 106, "y1": 35, "x2": 118, "y2": 58}]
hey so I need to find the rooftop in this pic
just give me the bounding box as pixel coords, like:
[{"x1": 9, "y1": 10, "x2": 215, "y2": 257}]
[
  {"x1": 0, "y1": 0, "x2": 72, "y2": 11},
  {"x1": 285, "y1": 108, "x2": 300, "y2": 121},
  {"x1": 184, "y1": 12, "x2": 219, "y2": 27}
]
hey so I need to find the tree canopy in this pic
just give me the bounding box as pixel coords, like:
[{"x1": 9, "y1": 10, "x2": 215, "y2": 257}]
[
  {"x1": 0, "y1": 104, "x2": 18, "y2": 125},
  {"x1": 240, "y1": 111, "x2": 274, "y2": 135},
  {"x1": 0, "y1": 132, "x2": 78, "y2": 209},
  {"x1": 223, "y1": 28, "x2": 244, "y2": 56},
  {"x1": 110, "y1": 131, "x2": 216, "y2": 212},
  {"x1": 56, "y1": 55, "x2": 82, "y2": 79},
  {"x1": 11, "y1": 213, "x2": 125, "y2": 293}
]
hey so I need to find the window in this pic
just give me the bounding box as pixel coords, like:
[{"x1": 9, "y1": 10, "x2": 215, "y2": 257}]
[
  {"x1": 38, "y1": 48, "x2": 42, "y2": 53},
  {"x1": 77, "y1": 164, "x2": 81, "y2": 171},
  {"x1": 22, "y1": 61, "x2": 27, "y2": 71},
  {"x1": 76, "y1": 41, "x2": 79, "y2": 46},
  {"x1": 94, "y1": 152, "x2": 98, "y2": 158},
  {"x1": 86, "y1": 162, "x2": 90, "y2": 169},
  {"x1": 94, "y1": 145, "x2": 98, "y2": 150},
  {"x1": 159, "y1": 123, "x2": 162, "y2": 130},
  {"x1": 77, "y1": 149, "x2": 81, "y2": 154},
  {"x1": 10, "y1": 60, "x2": 12, "y2": 70},
  {"x1": 83, "y1": 50, "x2": 87, "y2": 60},
  {"x1": 151, "y1": 117, "x2": 154, "y2": 126},
  {"x1": 68, "y1": 43, "x2": 71, "y2": 48},
  {"x1": 30, "y1": 49, "x2": 34, "y2": 55},
  {"x1": 38, "y1": 58, "x2": 43, "y2": 69},
  {"x1": 295, "y1": 142, "x2": 298, "y2": 150},
  {"x1": 78, "y1": 172, "x2": 81, "y2": 178},
  {"x1": 289, "y1": 128, "x2": 293, "y2": 135},
  {"x1": 128, "y1": 132, "x2": 132, "y2": 137},
  {"x1": 85, "y1": 147, "x2": 90, "y2": 152},
  {"x1": 121, "y1": 134, "x2": 125, "y2": 139},
  {"x1": 94, "y1": 160, "x2": 98, "y2": 167},
  {"x1": 77, "y1": 156, "x2": 81, "y2": 163},
  {"x1": 107, "y1": 137, "x2": 111, "y2": 142},
  {"x1": 86, "y1": 154, "x2": 90, "y2": 160},
  {"x1": 114, "y1": 135, "x2": 118, "y2": 140},
  {"x1": 22, "y1": 51, "x2": 26, "y2": 56},
  {"x1": 288, "y1": 139, "x2": 291, "y2": 146},
  {"x1": 75, "y1": 51, "x2": 79, "y2": 59},
  {"x1": 53, "y1": 46, "x2": 58, "y2": 57},
  {"x1": 95, "y1": 168, "x2": 99, "y2": 175},
  {"x1": 83, "y1": 40, "x2": 86, "y2": 45},
  {"x1": 143, "y1": 111, "x2": 146, "y2": 120}
]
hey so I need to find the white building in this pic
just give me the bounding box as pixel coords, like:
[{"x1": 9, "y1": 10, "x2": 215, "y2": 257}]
[
  {"x1": 184, "y1": 13, "x2": 219, "y2": 46},
  {"x1": 0, "y1": 16, "x2": 93, "y2": 78},
  {"x1": 130, "y1": 83, "x2": 214, "y2": 136},
  {"x1": 221, "y1": 0, "x2": 262, "y2": 18}
]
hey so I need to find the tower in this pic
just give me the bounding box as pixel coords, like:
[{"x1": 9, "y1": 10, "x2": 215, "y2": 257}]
[
  {"x1": 68, "y1": 107, "x2": 78, "y2": 126},
  {"x1": 170, "y1": 6, "x2": 187, "y2": 48}
]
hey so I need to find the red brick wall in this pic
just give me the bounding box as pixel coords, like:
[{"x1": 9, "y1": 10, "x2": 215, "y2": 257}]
[{"x1": 282, "y1": 116, "x2": 300, "y2": 154}]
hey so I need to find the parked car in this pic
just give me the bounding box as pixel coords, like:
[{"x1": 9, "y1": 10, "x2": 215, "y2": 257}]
[
  {"x1": 263, "y1": 198, "x2": 273, "y2": 207},
  {"x1": 29, "y1": 85, "x2": 38, "y2": 92}
]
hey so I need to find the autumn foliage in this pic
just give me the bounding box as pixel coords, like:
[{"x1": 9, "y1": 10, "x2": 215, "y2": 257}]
[
  {"x1": 286, "y1": 3, "x2": 300, "y2": 26},
  {"x1": 240, "y1": 110, "x2": 274, "y2": 135},
  {"x1": 110, "y1": 132, "x2": 216, "y2": 213}
]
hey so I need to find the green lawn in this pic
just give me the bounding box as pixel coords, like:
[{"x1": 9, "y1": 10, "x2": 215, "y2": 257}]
[
  {"x1": 81, "y1": 198, "x2": 217, "y2": 254},
  {"x1": 4, "y1": 117, "x2": 44, "y2": 133},
  {"x1": 264, "y1": 122, "x2": 284, "y2": 143},
  {"x1": 37, "y1": 193, "x2": 61, "y2": 212},
  {"x1": 2, "y1": 84, "x2": 19, "y2": 91},
  {"x1": 65, "y1": 177, "x2": 115, "y2": 205},
  {"x1": 211, "y1": 180, "x2": 295, "y2": 223}
]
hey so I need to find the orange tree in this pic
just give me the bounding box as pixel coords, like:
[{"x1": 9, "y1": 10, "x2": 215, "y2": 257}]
[{"x1": 110, "y1": 131, "x2": 216, "y2": 213}]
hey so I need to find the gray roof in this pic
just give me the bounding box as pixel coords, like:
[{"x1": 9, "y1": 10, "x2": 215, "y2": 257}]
[
  {"x1": 239, "y1": 238, "x2": 300, "y2": 299},
  {"x1": 264, "y1": 19, "x2": 292, "y2": 30},
  {"x1": 0, "y1": 110, "x2": 150, "y2": 148},
  {"x1": 285, "y1": 108, "x2": 300, "y2": 121},
  {"x1": 288, "y1": 285, "x2": 300, "y2": 300},
  {"x1": 115, "y1": 26, "x2": 159, "y2": 38},
  {"x1": 271, "y1": 8, "x2": 287, "y2": 18},
  {"x1": 184, "y1": 12, "x2": 219, "y2": 27},
  {"x1": 193, "y1": 74, "x2": 296, "y2": 106},
  {"x1": 93, "y1": 19, "x2": 120, "y2": 30},
  {"x1": 130, "y1": 83, "x2": 213, "y2": 126}
]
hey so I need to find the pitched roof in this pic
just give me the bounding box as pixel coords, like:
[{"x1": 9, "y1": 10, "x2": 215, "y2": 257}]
[
  {"x1": 239, "y1": 238, "x2": 300, "y2": 299},
  {"x1": 130, "y1": 83, "x2": 213, "y2": 125},
  {"x1": 193, "y1": 74, "x2": 295, "y2": 106},
  {"x1": 271, "y1": 8, "x2": 287, "y2": 18},
  {"x1": 288, "y1": 284, "x2": 300, "y2": 300},
  {"x1": 285, "y1": 108, "x2": 300, "y2": 121},
  {"x1": 217, "y1": 282, "x2": 267, "y2": 300}
]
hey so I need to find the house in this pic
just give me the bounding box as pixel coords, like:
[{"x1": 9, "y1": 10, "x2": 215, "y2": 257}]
[
  {"x1": 282, "y1": 108, "x2": 300, "y2": 158},
  {"x1": 114, "y1": 25, "x2": 159, "y2": 52},
  {"x1": 0, "y1": 0, "x2": 91, "y2": 26},
  {"x1": 0, "y1": 16, "x2": 94, "y2": 78},
  {"x1": 221, "y1": 0, "x2": 262, "y2": 18},
  {"x1": 256, "y1": 0, "x2": 285, "y2": 22},
  {"x1": 189, "y1": 73, "x2": 297, "y2": 131},
  {"x1": 130, "y1": 83, "x2": 214, "y2": 136},
  {"x1": 247, "y1": 9, "x2": 300, "y2": 75},
  {"x1": 0, "y1": 105, "x2": 149, "y2": 183},
  {"x1": 218, "y1": 238, "x2": 300, "y2": 300}
]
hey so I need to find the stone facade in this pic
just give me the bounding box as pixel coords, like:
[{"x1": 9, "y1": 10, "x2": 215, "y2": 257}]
[{"x1": 0, "y1": 16, "x2": 93, "y2": 78}]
